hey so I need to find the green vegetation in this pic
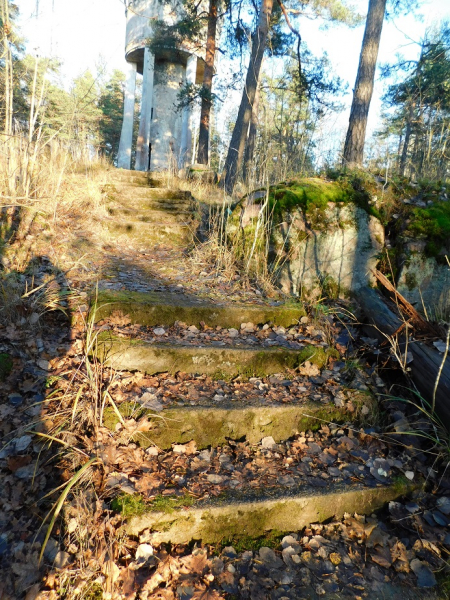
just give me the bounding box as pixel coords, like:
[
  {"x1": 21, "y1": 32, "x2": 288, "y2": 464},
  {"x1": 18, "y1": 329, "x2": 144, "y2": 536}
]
[
  {"x1": 111, "y1": 493, "x2": 195, "y2": 517},
  {"x1": 218, "y1": 529, "x2": 285, "y2": 553},
  {"x1": 405, "y1": 200, "x2": 450, "y2": 258}
]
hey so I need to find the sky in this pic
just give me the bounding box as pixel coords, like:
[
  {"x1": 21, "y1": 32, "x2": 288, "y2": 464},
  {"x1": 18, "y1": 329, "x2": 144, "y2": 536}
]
[{"x1": 18, "y1": 0, "x2": 450, "y2": 158}]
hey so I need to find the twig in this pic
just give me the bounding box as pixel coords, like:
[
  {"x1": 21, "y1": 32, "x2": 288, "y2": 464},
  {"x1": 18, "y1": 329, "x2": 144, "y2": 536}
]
[{"x1": 432, "y1": 326, "x2": 450, "y2": 414}]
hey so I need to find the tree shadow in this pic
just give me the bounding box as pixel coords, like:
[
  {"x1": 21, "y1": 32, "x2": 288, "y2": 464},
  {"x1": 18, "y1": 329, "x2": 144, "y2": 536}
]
[{"x1": 0, "y1": 209, "x2": 74, "y2": 597}]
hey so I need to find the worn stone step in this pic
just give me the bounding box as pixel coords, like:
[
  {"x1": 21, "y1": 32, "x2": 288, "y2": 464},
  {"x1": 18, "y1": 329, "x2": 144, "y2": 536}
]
[
  {"x1": 106, "y1": 169, "x2": 149, "y2": 185},
  {"x1": 124, "y1": 480, "x2": 415, "y2": 544},
  {"x1": 93, "y1": 290, "x2": 306, "y2": 328},
  {"x1": 105, "y1": 220, "x2": 196, "y2": 246},
  {"x1": 104, "y1": 396, "x2": 374, "y2": 450},
  {"x1": 97, "y1": 335, "x2": 338, "y2": 378},
  {"x1": 107, "y1": 185, "x2": 194, "y2": 202},
  {"x1": 106, "y1": 207, "x2": 195, "y2": 222}
]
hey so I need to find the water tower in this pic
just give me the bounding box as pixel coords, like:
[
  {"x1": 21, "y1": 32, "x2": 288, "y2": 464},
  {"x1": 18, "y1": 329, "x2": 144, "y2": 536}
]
[{"x1": 117, "y1": 0, "x2": 205, "y2": 171}]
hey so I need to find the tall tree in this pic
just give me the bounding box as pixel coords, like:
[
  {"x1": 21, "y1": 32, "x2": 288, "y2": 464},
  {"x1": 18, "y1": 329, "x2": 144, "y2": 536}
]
[
  {"x1": 343, "y1": 0, "x2": 387, "y2": 167},
  {"x1": 221, "y1": 0, "x2": 274, "y2": 194},
  {"x1": 197, "y1": 0, "x2": 218, "y2": 164}
]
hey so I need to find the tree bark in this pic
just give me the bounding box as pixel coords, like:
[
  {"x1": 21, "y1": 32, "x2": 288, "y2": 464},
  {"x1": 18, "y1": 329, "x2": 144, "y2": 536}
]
[
  {"x1": 399, "y1": 101, "x2": 414, "y2": 177},
  {"x1": 221, "y1": 0, "x2": 274, "y2": 193},
  {"x1": 242, "y1": 80, "x2": 261, "y2": 183},
  {"x1": 343, "y1": 0, "x2": 386, "y2": 167},
  {"x1": 196, "y1": 0, "x2": 218, "y2": 165}
]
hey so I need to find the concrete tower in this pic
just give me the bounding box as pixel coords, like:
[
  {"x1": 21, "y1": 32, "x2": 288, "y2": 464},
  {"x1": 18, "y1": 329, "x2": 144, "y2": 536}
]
[{"x1": 117, "y1": 0, "x2": 204, "y2": 171}]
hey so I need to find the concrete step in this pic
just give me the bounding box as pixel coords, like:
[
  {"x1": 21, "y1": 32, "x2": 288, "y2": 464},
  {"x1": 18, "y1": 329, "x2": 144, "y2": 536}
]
[
  {"x1": 106, "y1": 207, "x2": 195, "y2": 222},
  {"x1": 104, "y1": 395, "x2": 374, "y2": 450},
  {"x1": 124, "y1": 480, "x2": 415, "y2": 545},
  {"x1": 105, "y1": 169, "x2": 149, "y2": 185},
  {"x1": 105, "y1": 220, "x2": 197, "y2": 246},
  {"x1": 97, "y1": 334, "x2": 338, "y2": 378},
  {"x1": 93, "y1": 290, "x2": 306, "y2": 328}
]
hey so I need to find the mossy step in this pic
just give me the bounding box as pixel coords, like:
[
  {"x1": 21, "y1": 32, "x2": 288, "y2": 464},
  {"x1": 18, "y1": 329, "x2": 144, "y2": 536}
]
[
  {"x1": 125, "y1": 479, "x2": 416, "y2": 544},
  {"x1": 93, "y1": 290, "x2": 306, "y2": 328},
  {"x1": 96, "y1": 335, "x2": 338, "y2": 378},
  {"x1": 106, "y1": 208, "x2": 195, "y2": 222},
  {"x1": 109, "y1": 187, "x2": 195, "y2": 202},
  {"x1": 104, "y1": 397, "x2": 374, "y2": 450}
]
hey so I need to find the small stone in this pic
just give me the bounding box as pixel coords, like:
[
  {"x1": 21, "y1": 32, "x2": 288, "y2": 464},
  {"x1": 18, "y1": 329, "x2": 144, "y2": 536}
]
[
  {"x1": 139, "y1": 392, "x2": 163, "y2": 411},
  {"x1": 44, "y1": 538, "x2": 60, "y2": 562},
  {"x1": 281, "y1": 535, "x2": 299, "y2": 551},
  {"x1": 15, "y1": 435, "x2": 32, "y2": 453},
  {"x1": 222, "y1": 546, "x2": 237, "y2": 558},
  {"x1": 146, "y1": 446, "x2": 159, "y2": 456},
  {"x1": 15, "y1": 464, "x2": 35, "y2": 479},
  {"x1": 259, "y1": 547, "x2": 284, "y2": 569},
  {"x1": 300, "y1": 316, "x2": 309, "y2": 324},
  {"x1": 153, "y1": 327, "x2": 165, "y2": 336},
  {"x1": 410, "y1": 559, "x2": 437, "y2": 587},
  {"x1": 8, "y1": 393, "x2": 23, "y2": 407},
  {"x1": 261, "y1": 436, "x2": 277, "y2": 450},
  {"x1": 135, "y1": 543, "x2": 154, "y2": 564},
  {"x1": 54, "y1": 551, "x2": 71, "y2": 569},
  {"x1": 207, "y1": 474, "x2": 223, "y2": 484},
  {"x1": 227, "y1": 328, "x2": 239, "y2": 337},
  {"x1": 436, "y1": 496, "x2": 450, "y2": 515},
  {"x1": 188, "y1": 325, "x2": 199, "y2": 333},
  {"x1": 282, "y1": 546, "x2": 298, "y2": 566},
  {"x1": 37, "y1": 359, "x2": 50, "y2": 371},
  {"x1": 211, "y1": 557, "x2": 224, "y2": 575},
  {"x1": 404, "y1": 471, "x2": 414, "y2": 480}
]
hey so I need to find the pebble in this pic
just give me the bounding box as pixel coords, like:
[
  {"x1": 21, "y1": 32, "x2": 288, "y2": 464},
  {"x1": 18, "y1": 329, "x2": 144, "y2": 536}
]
[
  {"x1": 207, "y1": 474, "x2": 224, "y2": 484},
  {"x1": 135, "y1": 543, "x2": 154, "y2": 563},
  {"x1": 8, "y1": 393, "x2": 23, "y2": 407},
  {"x1": 188, "y1": 325, "x2": 199, "y2": 333},
  {"x1": 14, "y1": 435, "x2": 32, "y2": 453},
  {"x1": 259, "y1": 546, "x2": 284, "y2": 569},
  {"x1": 153, "y1": 327, "x2": 166, "y2": 336},
  {"x1": 261, "y1": 436, "x2": 277, "y2": 450}
]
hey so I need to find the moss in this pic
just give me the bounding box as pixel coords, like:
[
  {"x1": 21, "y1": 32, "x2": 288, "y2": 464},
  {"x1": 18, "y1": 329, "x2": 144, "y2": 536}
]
[
  {"x1": 111, "y1": 492, "x2": 195, "y2": 517},
  {"x1": 404, "y1": 272, "x2": 418, "y2": 291},
  {"x1": 0, "y1": 353, "x2": 13, "y2": 381},
  {"x1": 405, "y1": 201, "x2": 450, "y2": 257},
  {"x1": 150, "y1": 493, "x2": 195, "y2": 513},
  {"x1": 219, "y1": 529, "x2": 285, "y2": 553},
  {"x1": 84, "y1": 583, "x2": 103, "y2": 600},
  {"x1": 111, "y1": 493, "x2": 148, "y2": 517}
]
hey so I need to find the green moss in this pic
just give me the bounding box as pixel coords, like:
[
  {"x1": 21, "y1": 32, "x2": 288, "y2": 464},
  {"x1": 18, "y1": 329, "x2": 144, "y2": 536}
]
[
  {"x1": 0, "y1": 353, "x2": 13, "y2": 381},
  {"x1": 111, "y1": 492, "x2": 195, "y2": 517},
  {"x1": 219, "y1": 530, "x2": 284, "y2": 553},
  {"x1": 405, "y1": 201, "x2": 450, "y2": 257},
  {"x1": 404, "y1": 272, "x2": 418, "y2": 291},
  {"x1": 150, "y1": 493, "x2": 195, "y2": 513},
  {"x1": 84, "y1": 583, "x2": 103, "y2": 600},
  {"x1": 111, "y1": 493, "x2": 148, "y2": 517}
]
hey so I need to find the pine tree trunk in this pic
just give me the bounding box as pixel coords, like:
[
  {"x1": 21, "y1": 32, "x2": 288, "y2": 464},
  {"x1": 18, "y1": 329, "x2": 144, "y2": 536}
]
[
  {"x1": 343, "y1": 0, "x2": 386, "y2": 167},
  {"x1": 221, "y1": 0, "x2": 274, "y2": 193},
  {"x1": 242, "y1": 81, "x2": 261, "y2": 183},
  {"x1": 399, "y1": 102, "x2": 414, "y2": 177},
  {"x1": 196, "y1": 0, "x2": 218, "y2": 165}
]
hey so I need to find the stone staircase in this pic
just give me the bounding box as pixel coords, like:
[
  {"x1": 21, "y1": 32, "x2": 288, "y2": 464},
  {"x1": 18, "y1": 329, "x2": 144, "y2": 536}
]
[
  {"x1": 102, "y1": 169, "x2": 201, "y2": 248},
  {"x1": 93, "y1": 169, "x2": 417, "y2": 547}
]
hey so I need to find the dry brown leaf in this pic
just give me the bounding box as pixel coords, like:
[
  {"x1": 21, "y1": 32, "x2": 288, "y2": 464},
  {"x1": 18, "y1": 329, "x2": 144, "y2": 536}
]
[
  {"x1": 371, "y1": 546, "x2": 392, "y2": 569},
  {"x1": 391, "y1": 541, "x2": 410, "y2": 573},
  {"x1": 120, "y1": 566, "x2": 137, "y2": 599},
  {"x1": 181, "y1": 551, "x2": 210, "y2": 575},
  {"x1": 192, "y1": 585, "x2": 224, "y2": 600}
]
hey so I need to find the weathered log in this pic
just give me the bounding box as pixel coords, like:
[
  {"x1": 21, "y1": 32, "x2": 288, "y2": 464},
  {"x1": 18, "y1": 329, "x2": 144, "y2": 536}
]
[{"x1": 358, "y1": 287, "x2": 450, "y2": 425}]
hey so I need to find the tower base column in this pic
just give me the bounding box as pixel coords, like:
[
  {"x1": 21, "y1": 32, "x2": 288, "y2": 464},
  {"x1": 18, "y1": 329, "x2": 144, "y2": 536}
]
[
  {"x1": 136, "y1": 48, "x2": 155, "y2": 172},
  {"x1": 117, "y1": 61, "x2": 137, "y2": 170},
  {"x1": 179, "y1": 54, "x2": 198, "y2": 169}
]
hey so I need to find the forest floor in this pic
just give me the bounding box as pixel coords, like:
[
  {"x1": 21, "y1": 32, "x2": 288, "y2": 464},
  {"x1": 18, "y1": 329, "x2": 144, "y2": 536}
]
[{"x1": 0, "y1": 168, "x2": 449, "y2": 599}]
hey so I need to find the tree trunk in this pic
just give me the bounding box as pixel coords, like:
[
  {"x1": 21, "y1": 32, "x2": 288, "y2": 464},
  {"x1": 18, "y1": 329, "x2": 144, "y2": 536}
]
[
  {"x1": 343, "y1": 0, "x2": 386, "y2": 167},
  {"x1": 242, "y1": 80, "x2": 261, "y2": 183},
  {"x1": 221, "y1": 0, "x2": 274, "y2": 193},
  {"x1": 196, "y1": 0, "x2": 218, "y2": 165},
  {"x1": 399, "y1": 102, "x2": 414, "y2": 177}
]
